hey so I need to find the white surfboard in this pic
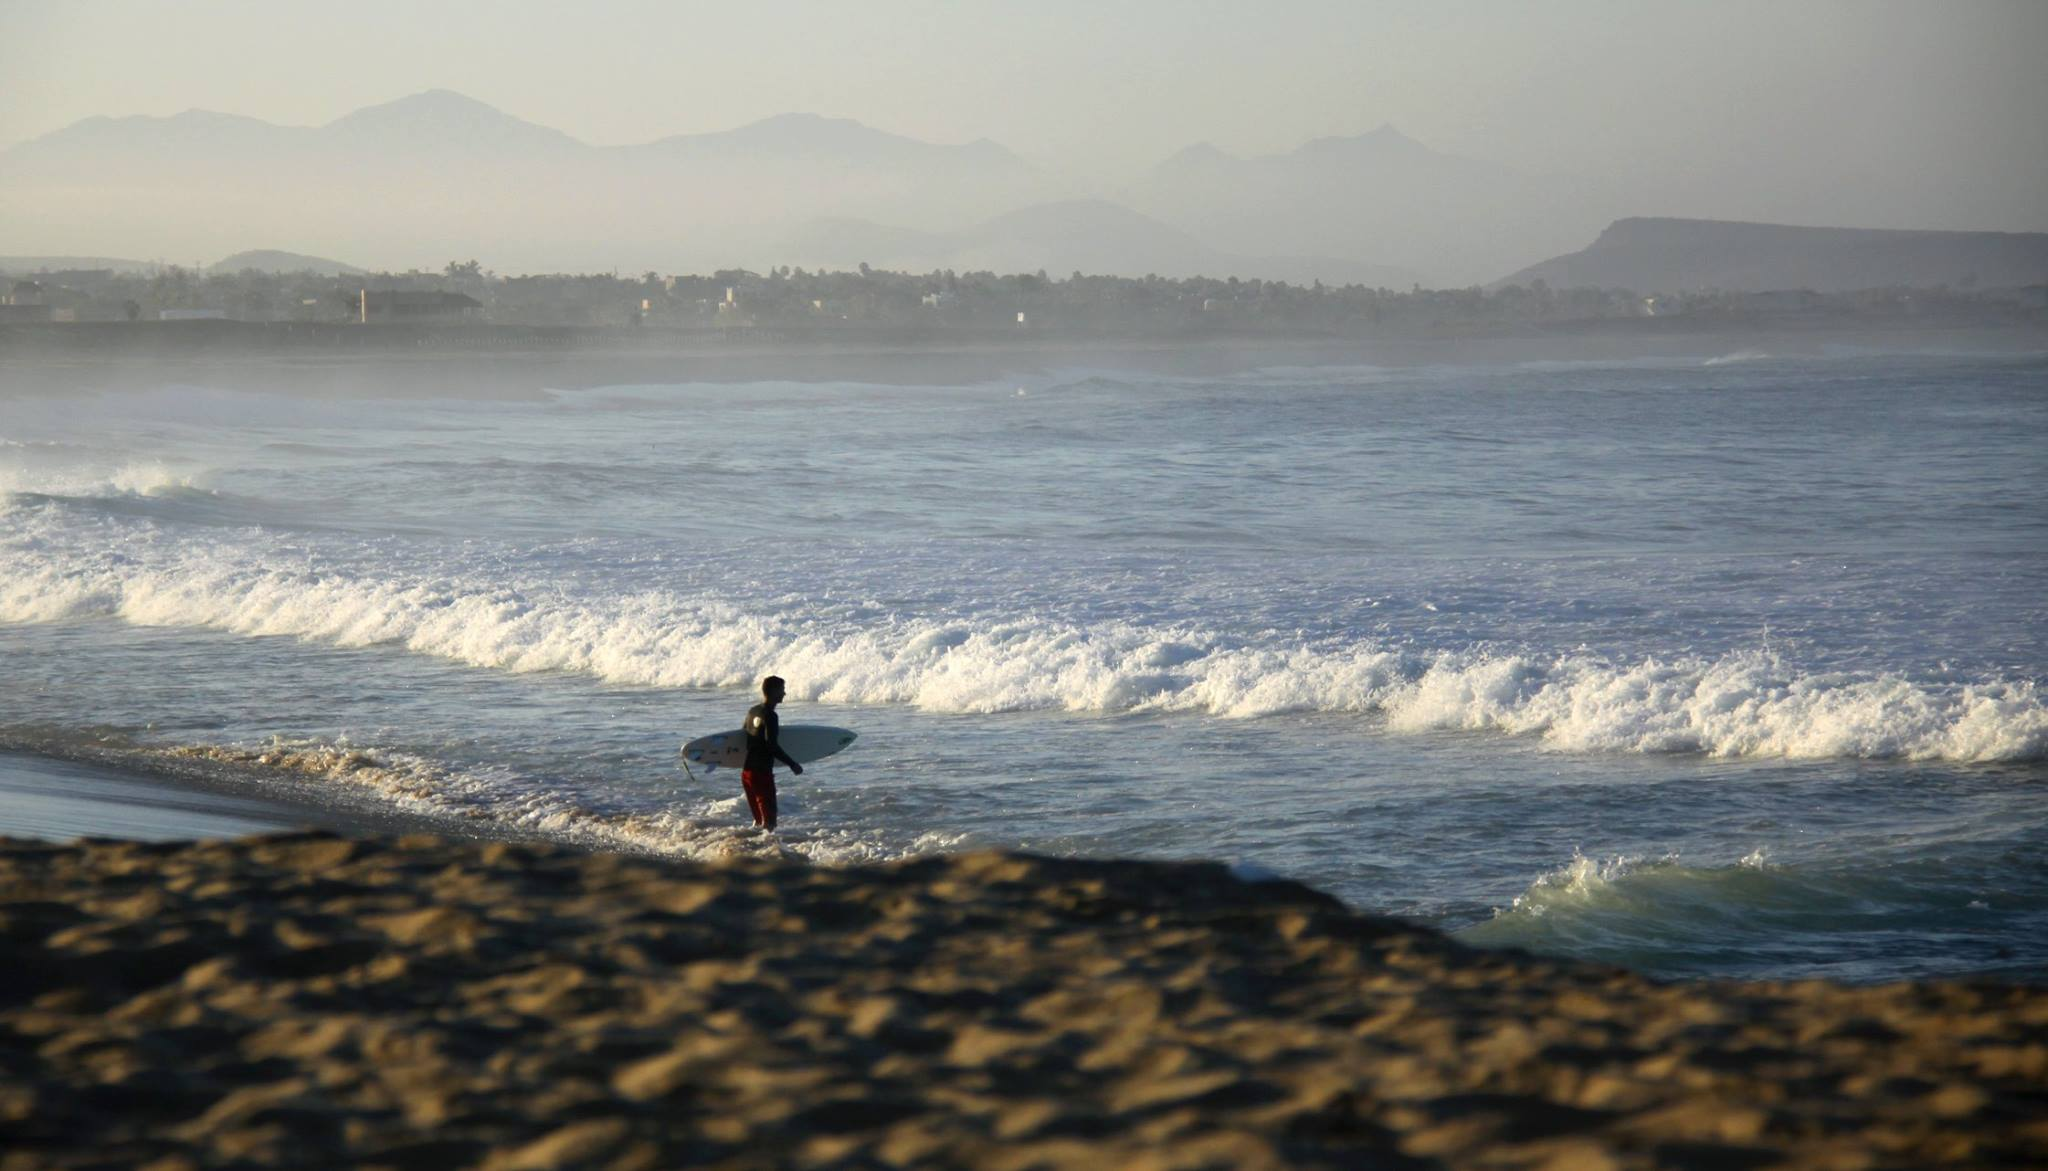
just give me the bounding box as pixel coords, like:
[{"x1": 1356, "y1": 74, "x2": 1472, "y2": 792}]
[{"x1": 680, "y1": 724, "x2": 858, "y2": 773}]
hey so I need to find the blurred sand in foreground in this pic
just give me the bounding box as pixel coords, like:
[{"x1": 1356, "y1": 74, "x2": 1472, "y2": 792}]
[{"x1": 2, "y1": 833, "x2": 2043, "y2": 1169}]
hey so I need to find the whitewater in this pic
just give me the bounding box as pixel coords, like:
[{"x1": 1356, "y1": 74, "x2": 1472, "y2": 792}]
[{"x1": 2, "y1": 349, "x2": 2043, "y2": 982}]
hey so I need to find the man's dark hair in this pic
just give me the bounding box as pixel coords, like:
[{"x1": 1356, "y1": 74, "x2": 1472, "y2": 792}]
[{"x1": 762, "y1": 675, "x2": 786, "y2": 697}]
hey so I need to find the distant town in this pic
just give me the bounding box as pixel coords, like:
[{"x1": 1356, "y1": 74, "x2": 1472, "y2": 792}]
[{"x1": 4, "y1": 257, "x2": 2045, "y2": 353}]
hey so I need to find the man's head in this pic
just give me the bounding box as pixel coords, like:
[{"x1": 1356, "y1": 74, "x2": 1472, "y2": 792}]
[{"x1": 762, "y1": 675, "x2": 786, "y2": 703}]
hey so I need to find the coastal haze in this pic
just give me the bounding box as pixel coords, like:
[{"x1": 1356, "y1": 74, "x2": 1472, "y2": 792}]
[
  {"x1": 4, "y1": 0, "x2": 2047, "y2": 285},
  {"x1": 3, "y1": 7, "x2": 2048, "y2": 1166}
]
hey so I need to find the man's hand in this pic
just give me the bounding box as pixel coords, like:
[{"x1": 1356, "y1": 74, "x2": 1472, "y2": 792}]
[{"x1": 791, "y1": 762, "x2": 804, "y2": 776}]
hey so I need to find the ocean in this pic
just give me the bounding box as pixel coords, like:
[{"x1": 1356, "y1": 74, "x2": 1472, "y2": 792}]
[{"x1": 2, "y1": 347, "x2": 2043, "y2": 984}]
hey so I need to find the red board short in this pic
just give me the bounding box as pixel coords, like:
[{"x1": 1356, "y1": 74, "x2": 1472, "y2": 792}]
[{"x1": 740, "y1": 769, "x2": 777, "y2": 830}]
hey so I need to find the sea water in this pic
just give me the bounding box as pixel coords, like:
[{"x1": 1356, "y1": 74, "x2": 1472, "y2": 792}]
[{"x1": 2, "y1": 348, "x2": 2043, "y2": 983}]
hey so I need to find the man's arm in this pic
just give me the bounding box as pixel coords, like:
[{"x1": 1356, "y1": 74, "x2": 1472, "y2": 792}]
[{"x1": 766, "y1": 713, "x2": 804, "y2": 774}]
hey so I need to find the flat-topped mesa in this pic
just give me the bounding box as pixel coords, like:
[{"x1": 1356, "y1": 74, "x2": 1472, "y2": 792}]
[
  {"x1": 1501, "y1": 216, "x2": 2048, "y2": 292},
  {"x1": 4, "y1": 832, "x2": 2043, "y2": 1170}
]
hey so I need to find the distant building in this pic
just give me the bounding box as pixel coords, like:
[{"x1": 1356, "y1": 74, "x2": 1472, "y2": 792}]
[
  {"x1": 355, "y1": 290, "x2": 483, "y2": 323},
  {"x1": 159, "y1": 308, "x2": 229, "y2": 321},
  {"x1": 5, "y1": 278, "x2": 126, "y2": 322}
]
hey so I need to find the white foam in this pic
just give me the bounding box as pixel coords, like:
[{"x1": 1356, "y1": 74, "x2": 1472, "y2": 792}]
[
  {"x1": 1379, "y1": 650, "x2": 2047, "y2": 762},
  {"x1": 3, "y1": 518, "x2": 2042, "y2": 763},
  {"x1": 1500, "y1": 849, "x2": 1663, "y2": 918},
  {"x1": 140, "y1": 737, "x2": 960, "y2": 866},
  {"x1": 0, "y1": 454, "x2": 208, "y2": 504}
]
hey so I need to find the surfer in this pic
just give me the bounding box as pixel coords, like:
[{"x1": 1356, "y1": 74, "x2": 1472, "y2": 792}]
[{"x1": 741, "y1": 675, "x2": 803, "y2": 830}]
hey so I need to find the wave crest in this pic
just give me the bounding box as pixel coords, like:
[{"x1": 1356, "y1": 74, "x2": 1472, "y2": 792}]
[
  {"x1": 0, "y1": 453, "x2": 210, "y2": 505},
  {"x1": 1461, "y1": 846, "x2": 2045, "y2": 982},
  {"x1": 1383, "y1": 651, "x2": 2045, "y2": 761},
  {"x1": 3, "y1": 530, "x2": 2041, "y2": 762}
]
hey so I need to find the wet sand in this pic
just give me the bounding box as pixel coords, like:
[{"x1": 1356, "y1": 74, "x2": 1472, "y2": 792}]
[
  {"x1": 0, "y1": 748, "x2": 480, "y2": 846},
  {"x1": 0, "y1": 751, "x2": 343, "y2": 842},
  {"x1": 3, "y1": 832, "x2": 2042, "y2": 1169}
]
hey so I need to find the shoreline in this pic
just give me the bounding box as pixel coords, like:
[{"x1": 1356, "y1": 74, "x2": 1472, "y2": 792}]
[
  {"x1": 4, "y1": 734, "x2": 2044, "y2": 989},
  {"x1": 0, "y1": 740, "x2": 510, "y2": 848},
  {"x1": 0, "y1": 750, "x2": 336, "y2": 843},
  {"x1": 4, "y1": 320, "x2": 2044, "y2": 398},
  {"x1": 5, "y1": 831, "x2": 2043, "y2": 1168}
]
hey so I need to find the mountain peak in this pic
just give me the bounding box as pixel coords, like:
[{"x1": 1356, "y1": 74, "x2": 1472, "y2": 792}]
[
  {"x1": 1163, "y1": 141, "x2": 1236, "y2": 165},
  {"x1": 398, "y1": 88, "x2": 483, "y2": 105},
  {"x1": 331, "y1": 89, "x2": 504, "y2": 120},
  {"x1": 720, "y1": 112, "x2": 930, "y2": 150},
  {"x1": 751, "y1": 111, "x2": 848, "y2": 127},
  {"x1": 1295, "y1": 122, "x2": 1431, "y2": 160},
  {"x1": 208, "y1": 249, "x2": 364, "y2": 276},
  {"x1": 323, "y1": 90, "x2": 583, "y2": 149}
]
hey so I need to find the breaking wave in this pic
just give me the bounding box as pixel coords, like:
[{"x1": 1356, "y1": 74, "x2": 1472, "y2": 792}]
[
  {"x1": 1462, "y1": 847, "x2": 2048, "y2": 982},
  {"x1": 0, "y1": 455, "x2": 209, "y2": 504},
  {"x1": 2, "y1": 521, "x2": 2041, "y2": 763},
  {"x1": 0, "y1": 441, "x2": 232, "y2": 523},
  {"x1": 1703, "y1": 350, "x2": 1773, "y2": 366}
]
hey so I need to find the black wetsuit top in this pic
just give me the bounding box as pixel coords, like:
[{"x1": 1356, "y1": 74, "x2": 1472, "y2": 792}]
[{"x1": 742, "y1": 703, "x2": 800, "y2": 774}]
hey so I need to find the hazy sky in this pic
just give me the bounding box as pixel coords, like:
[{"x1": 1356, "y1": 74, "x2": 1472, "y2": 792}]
[{"x1": 4, "y1": 0, "x2": 2045, "y2": 231}]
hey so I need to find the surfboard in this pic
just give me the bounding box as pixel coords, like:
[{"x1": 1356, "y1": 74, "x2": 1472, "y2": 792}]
[{"x1": 680, "y1": 724, "x2": 858, "y2": 773}]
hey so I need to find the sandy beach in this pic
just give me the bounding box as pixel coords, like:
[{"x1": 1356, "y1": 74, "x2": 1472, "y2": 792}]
[{"x1": 2, "y1": 831, "x2": 2042, "y2": 1170}]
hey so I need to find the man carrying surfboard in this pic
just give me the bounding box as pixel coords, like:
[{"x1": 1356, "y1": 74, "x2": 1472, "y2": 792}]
[{"x1": 741, "y1": 675, "x2": 803, "y2": 831}]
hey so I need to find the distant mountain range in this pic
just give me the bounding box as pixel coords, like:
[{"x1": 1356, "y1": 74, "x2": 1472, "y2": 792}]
[
  {"x1": 1123, "y1": 124, "x2": 1606, "y2": 287},
  {"x1": 5, "y1": 92, "x2": 2039, "y2": 290},
  {"x1": 0, "y1": 255, "x2": 162, "y2": 275},
  {"x1": 1499, "y1": 218, "x2": 2048, "y2": 292},
  {"x1": 6, "y1": 90, "x2": 1013, "y2": 174},
  {"x1": 0, "y1": 91, "x2": 1539, "y2": 281},
  {"x1": 0, "y1": 91, "x2": 1065, "y2": 274},
  {"x1": 0, "y1": 251, "x2": 366, "y2": 277}
]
